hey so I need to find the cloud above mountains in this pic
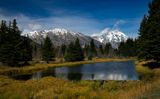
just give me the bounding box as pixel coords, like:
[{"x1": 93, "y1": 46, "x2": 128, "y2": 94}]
[
  {"x1": 0, "y1": 11, "x2": 101, "y2": 35},
  {"x1": 0, "y1": 0, "x2": 151, "y2": 38},
  {"x1": 112, "y1": 20, "x2": 126, "y2": 29},
  {"x1": 0, "y1": 8, "x2": 139, "y2": 38}
]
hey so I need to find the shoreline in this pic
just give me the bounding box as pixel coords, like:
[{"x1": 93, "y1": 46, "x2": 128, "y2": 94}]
[{"x1": 0, "y1": 58, "x2": 132, "y2": 75}]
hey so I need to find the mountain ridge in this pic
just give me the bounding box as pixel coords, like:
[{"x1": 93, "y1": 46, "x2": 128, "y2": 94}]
[
  {"x1": 26, "y1": 28, "x2": 102, "y2": 47},
  {"x1": 26, "y1": 28, "x2": 127, "y2": 48}
]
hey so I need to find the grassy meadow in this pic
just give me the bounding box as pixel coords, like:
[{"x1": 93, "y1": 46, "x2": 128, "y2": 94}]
[{"x1": 0, "y1": 58, "x2": 160, "y2": 99}]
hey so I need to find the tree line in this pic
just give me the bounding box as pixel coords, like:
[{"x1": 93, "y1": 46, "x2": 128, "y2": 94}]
[
  {"x1": 138, "y1": 0, "x2": 160, "y2": 62},
  {"x1": 32, "y1": 37, "x2": 138, "y2": 62},
  {"x1": 0, "y1": 20, "x2": 32, "y2": 66}
]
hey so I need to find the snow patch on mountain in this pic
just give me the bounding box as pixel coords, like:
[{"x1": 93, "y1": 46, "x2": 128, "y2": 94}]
[{"x1": 91, "y1": 28, "x2": 127, "y2": 48}]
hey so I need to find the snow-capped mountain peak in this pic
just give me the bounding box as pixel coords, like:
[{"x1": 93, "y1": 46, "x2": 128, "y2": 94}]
[
  {"x1": 27, "y1": 28, "x2": 102, "y2": 46},
  {"x1": 91, "y1": 28, "x2": 127, "y2": 48},
  {"x1": 101, "y1": 28, "x2": 110, "y2": 34},
  {"x1": 43, "y1": 28, "x2": 76, "y2": 35}
]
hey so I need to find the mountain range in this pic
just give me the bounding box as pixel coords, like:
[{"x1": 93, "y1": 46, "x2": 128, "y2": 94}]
[{"x1": 26, "y1": 28, "x2": 127, "y2": 48}]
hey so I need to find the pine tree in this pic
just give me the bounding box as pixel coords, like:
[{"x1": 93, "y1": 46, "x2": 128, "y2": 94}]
[
  {"x1": 74, "y1": 38, "x2": 84, "y2": 61},
  {"x1": 0, "y1": 19, "x2": 33, "y2": 66},
  {"x1": 89, "y1": 39, "x2": 97, "y2": 57},
  {"x1": 41, "y1": 36, "x2": 55, "y2": 63},
  {"x1": 83, "y1": 44, "x2": 90, "y2": 57},
  {"x1": 118, "y1": 41, "x2": 126, "y2": 56},
  {"x1": 32, "y1": 42, "x2": 37, "y2": 60},
  {"x1": 60, "y1": 44, "x2": 66, "y2": 57},
  {"x1": 64, "y1": 42, "x2": 75, "y2": 61},
  {"x1": 104, "y1": 43, "x2": 112, "y2": 55},
  {"x1": 99, "y1": 45, "x2": 104, "y2": 55},
  {"x1": 118, "y1": 38, "x2": 136, "y2": 57},
  {"x1": 64, "y1": 38, "x2": 84, "y2": 61},
  {"x1": 19, "y1": 36, "x2": 33, "y2": 64},
  {"x1": 0, "y1": 20, "x2": 18, "y2": 66},
  {"x1": 0, "y1": 20, "x2": 7, "y2": 46},
  {"x1": 138, "y1": 0, "x2": 160, "y2": 62}
]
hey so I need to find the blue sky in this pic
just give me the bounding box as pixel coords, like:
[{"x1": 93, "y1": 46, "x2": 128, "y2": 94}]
[{"x1": 0, "y1": 0, "x2": 151, "y2": 37}]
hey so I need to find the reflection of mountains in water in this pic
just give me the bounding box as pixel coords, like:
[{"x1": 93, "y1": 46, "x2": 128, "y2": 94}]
[
  {"x1": 51, "y1": 73, "x2": 138, "y2": 80},
  {"x1": 31, "y1": 72, "x2": 138, "y2": 81},
  {"x1": 30, "y1": 61, "x2": 139, "y2": 81}
]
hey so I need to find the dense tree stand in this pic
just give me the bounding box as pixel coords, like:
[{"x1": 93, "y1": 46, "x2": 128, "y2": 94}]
[{"x1": 138, "y1": 0, "x2": 160, "y2": 62}]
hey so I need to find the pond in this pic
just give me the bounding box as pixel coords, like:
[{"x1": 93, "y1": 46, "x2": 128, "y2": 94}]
[{"x1": 11, "y1": 61, "x2": 139, "y2": 81}]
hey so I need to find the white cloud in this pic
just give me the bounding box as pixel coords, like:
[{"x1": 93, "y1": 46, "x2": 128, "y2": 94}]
[
  {"x1": 28, "y1": 24, "x2": 42, "y2": 30},
  {"x1": 112, "y1": 20, "x2": 126, "y2": 29},
  {"x1": 0, "y1": 8, "x2": 138, "y2": 38},
  {"x1": 23, "y1": 24, "x2": 42, "y2": 34},
  {"x1": 0, "y1": 11, "x2": 102, "y2": 35}
]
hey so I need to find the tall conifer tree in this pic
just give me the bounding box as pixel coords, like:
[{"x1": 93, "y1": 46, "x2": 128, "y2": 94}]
[
  {"x1": 42, "y1": 36, "x2": 55, "y2": 63},
  {"x1": 60, "y1": 44, "x2": 66, "y2": 57},
  {"x1": 104, "y1": 43, "x2": 112, "y2": 55},
  {"x1": 0, "y1": 19, "x2": 32, "y2": 66},
  {"x1": 74, "y1": 38, "x2": 84, "y2": 61},
  {"x1": 99, "y1": 45, "x2": 104, "y2": 55},
  {"x1": 64, "y1": 38, "x2": 84, "y2": 61},
  {"x1": 138, "y1": 0, "x2": 160, "y2": 62},
  {"x1": 89, "y1": 39, "x2": 97, "y2": 57}
]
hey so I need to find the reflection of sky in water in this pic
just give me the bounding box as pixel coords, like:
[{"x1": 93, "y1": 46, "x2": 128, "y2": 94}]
[{"x1": 13, "y1": 61, "x2": 139, "y2": 80}]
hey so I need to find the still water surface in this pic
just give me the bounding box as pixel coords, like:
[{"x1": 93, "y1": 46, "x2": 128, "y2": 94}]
[{"x1": 12, "y1": 61, "x2": 139, "y2": 80}]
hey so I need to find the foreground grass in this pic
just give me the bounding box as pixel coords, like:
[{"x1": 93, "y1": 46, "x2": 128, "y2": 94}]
[{"x1": 0, "y1": 59, "x2": 160, "y2": 99}]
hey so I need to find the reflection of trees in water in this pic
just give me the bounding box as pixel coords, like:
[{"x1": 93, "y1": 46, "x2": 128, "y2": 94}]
[
  {"x1": 32, "y1": 68, "x2": 56, "y2": 80},
  {"x1": 12, "y1": 61, "x2": 139, "y2": 80},
  {"x1": 91, "y1": 74, "x2": 94, "y2": 80},
  {"x1": 13, "y1": 74, "x2": 33, "y2": 80},
  {"x1": 42, "y1": 68, "x2": 56, "y2": 77},
  {"x1": 67, "y1": 66, "x2": 82, "y2": 80}
]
